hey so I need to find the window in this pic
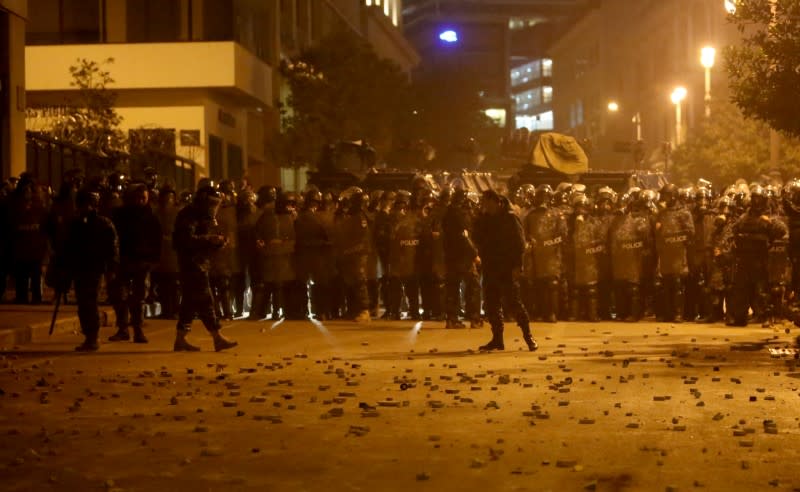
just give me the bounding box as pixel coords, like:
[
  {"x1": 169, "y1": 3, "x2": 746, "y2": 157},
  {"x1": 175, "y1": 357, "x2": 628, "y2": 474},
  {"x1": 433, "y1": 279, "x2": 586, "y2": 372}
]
[
  {"x1": 542, "y1": 59, "x2": 553, "y2": 77},
  {"x1": 543, "y1": 86, "x2": 553, "y2": 104},
  {"x1": 27, "y1": 0, "x2": 101, "y2": 45},
  {"x1": 203, "y1": 0, "x2": 234, "y2": 41},
  {"x1": 208, "y1": 135, "x2": 224, "y2": 181},
  {"x1": 127, "y1": 0, "x2": 181, "y2": 42},
  {"x1": 227, "y1": 144, "x2": 243, "y2": 180}
]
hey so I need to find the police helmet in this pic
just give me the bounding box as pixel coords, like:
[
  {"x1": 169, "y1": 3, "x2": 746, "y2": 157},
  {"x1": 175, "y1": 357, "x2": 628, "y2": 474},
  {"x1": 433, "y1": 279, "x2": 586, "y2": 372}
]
[
  {"x1": 533, "y1": 184, "x2": 553, "y2": 207},
  {"x1": 76, "y1": 188, "x2": 100, "y2": 209},
  {"x1": 514, "y1": 184, "x2": 535, "y2": 208},
  {"x1": 750, "y1": 185, "x2": 768, "y2": 213}
]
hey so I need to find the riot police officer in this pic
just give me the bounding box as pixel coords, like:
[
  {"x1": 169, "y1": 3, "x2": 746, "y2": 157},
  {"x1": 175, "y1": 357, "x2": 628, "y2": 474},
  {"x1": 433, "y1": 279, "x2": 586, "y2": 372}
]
[
  {"x1": 152, "y1": 186, "x2": 180, "y2": 319},
  {"x1": 474, "y1": 190, "x2": 537, "y2": 352},
  {"x1": 295, "y1": 188, "x2": 335, "y2": 320},
  {"x1": 609, "y1": 191, "x2": 653, "y2": 321},
  {"x1": 655, "y1": 184, "x2": 695, "y2": 323},
  {"x1": 62, "y1": 189, "x2": 119, "y2": 351},
  {"x1": 210, "y1": 182, "x2": 239, "y2": 320},
  {"x1": 255, "y1": 191, "x2": 297, "y2": 320},
  {"x1": 172, "y1": 184, "x2": 237, "y2": 351},
  {"x1": 727, "y1": 185, "x2": 788, "y2": 326},
  {"x1": 567, "y1": 194, "x2": 602, "y2": 321},
  {"x1": 334, "y1": 190, "x2": 372, "y2": 322},
  {"x1": 442, "y1": 188, "x2": 481, "y2": 328},
  {"x1": 107, "y1": 183, "x2": 162, "y2": 343},
  {"x1": 523, "y1": 185, "x2": 567, "y2": 323}
]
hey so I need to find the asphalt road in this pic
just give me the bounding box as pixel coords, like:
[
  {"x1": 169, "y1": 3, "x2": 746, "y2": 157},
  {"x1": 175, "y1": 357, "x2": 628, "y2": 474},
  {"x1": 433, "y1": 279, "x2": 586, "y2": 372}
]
[{"x1": 1, "y1": 317, "x2": 800, "y2": 492}]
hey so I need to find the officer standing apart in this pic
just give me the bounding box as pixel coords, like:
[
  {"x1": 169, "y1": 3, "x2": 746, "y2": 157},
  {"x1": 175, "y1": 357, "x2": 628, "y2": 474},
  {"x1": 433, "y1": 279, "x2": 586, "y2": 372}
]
[
  {"x1": 172, "y1": 184, "x2": 238, "y2": 351},
  {"x1": 61, "y1": 189, "x2": 119, "y2": 351},
  {"x1": 474, "y1": 190, "x2": 538, "y2": 352}
]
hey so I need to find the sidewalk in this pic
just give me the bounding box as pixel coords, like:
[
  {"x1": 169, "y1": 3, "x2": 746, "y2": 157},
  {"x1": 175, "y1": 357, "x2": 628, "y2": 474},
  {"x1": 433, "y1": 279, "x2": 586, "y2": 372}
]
[{"x1": 0, "y1": 303, "x2": 115, "y2": 347}]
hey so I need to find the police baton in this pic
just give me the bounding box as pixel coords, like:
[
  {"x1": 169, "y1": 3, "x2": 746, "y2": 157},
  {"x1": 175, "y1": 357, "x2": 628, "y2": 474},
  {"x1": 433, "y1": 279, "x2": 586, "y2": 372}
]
[{"x1": 49, "y1": 289, "x2": 62, "y2": 336}]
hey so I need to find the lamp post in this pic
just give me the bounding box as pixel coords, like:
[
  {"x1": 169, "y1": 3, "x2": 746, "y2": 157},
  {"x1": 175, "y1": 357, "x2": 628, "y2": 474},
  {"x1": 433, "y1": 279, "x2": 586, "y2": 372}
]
[
  {"x1": 701, "y1": 46, "x2": 716, "y2": 118},
  {"x1": 670, "y1": 86, "x2": 687, "y2": 146},
  {"x1": 632, "y1": 112, "x2": 642, "y2": 141}
]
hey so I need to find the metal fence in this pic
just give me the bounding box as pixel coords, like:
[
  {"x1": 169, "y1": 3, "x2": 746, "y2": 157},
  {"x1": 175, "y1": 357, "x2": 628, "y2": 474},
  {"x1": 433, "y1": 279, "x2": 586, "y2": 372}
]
[{"x1": 26, "y1": 131, "x2": 197, "y2": 191}]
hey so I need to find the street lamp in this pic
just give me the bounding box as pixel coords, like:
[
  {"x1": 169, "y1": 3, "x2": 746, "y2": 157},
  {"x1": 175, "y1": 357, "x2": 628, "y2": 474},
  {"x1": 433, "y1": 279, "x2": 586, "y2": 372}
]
[
  {"x1": 724, "y1": 0, "x2": 736, "y2": 14},
  {"x1": 607, "y1": 101, "x2": 619, "y2": 112},
  {"x1": 632, "y1": 112, "x2": 642, "y2": 141},
  {"x1": 670, "y1": 86, "x2": 687, "y2": 146},
  {"x1": 701, "y1": 46, "x2": 716, "y2": 118}
]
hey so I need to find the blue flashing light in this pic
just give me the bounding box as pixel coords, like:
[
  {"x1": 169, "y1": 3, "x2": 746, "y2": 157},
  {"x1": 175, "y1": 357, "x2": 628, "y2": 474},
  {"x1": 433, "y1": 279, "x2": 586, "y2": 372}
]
[{"x1": 439, "y1": 30, "x2": 458, "y2": 43}]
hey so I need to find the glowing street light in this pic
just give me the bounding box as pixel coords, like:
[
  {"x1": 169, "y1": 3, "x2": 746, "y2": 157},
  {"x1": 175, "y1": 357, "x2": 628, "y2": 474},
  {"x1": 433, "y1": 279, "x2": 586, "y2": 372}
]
[
  {"x1": 607, "y1": 101, "x2": 619, "y2": 112},
  {"x1": 671, "y1": 86, "x2": 687, "y2": 146},
  {"x1": 439, "y1": 30, "x2": 459, "y2": 43},
  {"x1": 724, "y1": 0, "x2": 736, "y2": 14},
  {"x1": 701, "y1": 46, "x2": 716, "y2": 117}
]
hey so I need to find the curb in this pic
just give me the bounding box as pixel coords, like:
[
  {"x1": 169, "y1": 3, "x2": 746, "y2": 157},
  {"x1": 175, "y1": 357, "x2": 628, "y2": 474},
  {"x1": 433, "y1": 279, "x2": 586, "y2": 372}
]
[{"x1": 0, "y1": 308, "x2": 116, "y2": 347}]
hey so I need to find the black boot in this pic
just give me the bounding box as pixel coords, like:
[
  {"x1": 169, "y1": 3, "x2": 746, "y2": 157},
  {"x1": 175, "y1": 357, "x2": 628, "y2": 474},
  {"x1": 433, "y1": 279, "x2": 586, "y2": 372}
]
[
  {"x1": 520, "y1": 323, "x2": 538, "y2": 352},
  {"x1": 75, "y1": 337, "x2": 99, "y2": 352},
  {"x1": 108, "y1": 327, "x2": 130, "y2": 342},
  {"x1": 132, "y1": 326, "x2": 148, "y2": 344},
  {"x1": 479, "y1": 327, "x2": 504, "y2": 351},
  {"x1": 212, "y1": 330, "x2": 238, "y2": 352},
  {"x1": 586, "y1": 287, "x2": 599, "y2": 322},
  {"x1": 173, "y1": 331, "x2": 200, "y2": 352}
]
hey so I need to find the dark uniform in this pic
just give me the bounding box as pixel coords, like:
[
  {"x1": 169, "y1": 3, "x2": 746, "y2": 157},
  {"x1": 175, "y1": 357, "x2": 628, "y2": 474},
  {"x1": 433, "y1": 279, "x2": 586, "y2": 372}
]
[
  {"x1": 152, "y1": 189, "x2": 180, "y2": 319},
  {"x1": 334, "y1": 192, "x2": 372, "y2": 322},
  {"x1": 294, "y1": 190, "x2": 335, "y2": 320},
  {"x1": 567, "y1": 196, "x2": 602, "y2": 321},
  {"x1": 442, "y1": 190, "x2": 481, "y2": 328},
  {"x1": 474, "y1": 190, "x2": 536, "y2": 352},
  {"x1": 210, "y1": 194, "x2": 239, "y2": 320},
  {"x1": 728, "y1": 187, "x2": 788, "y2": 326},
  {"x1": 765, "y1": 196, "x2": 790, "y2": 326},
  {"x1": 62, "y1": 189, "x2": 119, "y2": 351},
  {"x1": 234, "y1": 191, "x2": 258, "y2": 317},
  {"x1": 609, "y1": 203, "x2": 653, "y2": 321},
  {"x1": 523, "y1": 185, "x2": 566, "y2": 322},
  {"x1": 8, "y1": 183, "x2": 49, "y2": 304},
  {"x1": 247, "y1": 187, "x2": 277, "y2": 320},
  {"x1": 254, "y1": 193, "x2": 297, "y2": 319},
  {"x1": 654, "y1": 185, "x2": 695, "y2": 323},
  {"x1": 702, "y1": 199, "x2": 734, "y2": 323},
  {"x1": 387, "y1": 194, "x2": 421, "y2": 319},
  {"x1": 593, "y1": 188, "x2": 616, "y2": 319},
  {"x1": 687, "y1": 189, "x2": 716, "y2": 321},
  {"x1": 108, "y1": 184, "x2": 161, "y2": 343},
  {"x1": 783, "y1": 181, "x2": 800, "y2": 307},
  {"x1": 172, "y1": 185, "x2": 237, "y2": 352}
]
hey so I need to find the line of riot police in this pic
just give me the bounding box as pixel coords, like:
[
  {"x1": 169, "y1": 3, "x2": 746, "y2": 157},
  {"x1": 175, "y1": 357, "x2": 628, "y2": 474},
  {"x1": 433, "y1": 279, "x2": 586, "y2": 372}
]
[
  {"x1": 2, "y1": 168, "x2": 797, "y2": 337},
  {"x1": 510, "y1": 180, "x2": 792, "y2": 328}
]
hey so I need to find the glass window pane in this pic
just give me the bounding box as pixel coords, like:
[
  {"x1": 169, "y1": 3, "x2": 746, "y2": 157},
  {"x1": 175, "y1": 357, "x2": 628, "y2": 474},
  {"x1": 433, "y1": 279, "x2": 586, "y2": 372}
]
[
  {"x1": 62, "y1": 0, "x2": 100, "y2": 43},
  {"x1": 26, "y1": 0, "x2": 61, "y2": 45}
]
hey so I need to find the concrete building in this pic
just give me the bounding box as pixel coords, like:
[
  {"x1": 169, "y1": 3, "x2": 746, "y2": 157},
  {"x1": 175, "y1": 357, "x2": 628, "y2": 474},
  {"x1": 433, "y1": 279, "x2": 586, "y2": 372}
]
[
  {"x1": 24, "y1": 0, "x2": 417, "y2": 188},
  {"x1": 0, "y1": 0, "x2": 26, "y2": 180},
  {"x1": 549, "y1": 0, "x2": 738, "y2": 170},
  {"x1": 402, "y1": 0, "x2": 587, "y2": 131}
]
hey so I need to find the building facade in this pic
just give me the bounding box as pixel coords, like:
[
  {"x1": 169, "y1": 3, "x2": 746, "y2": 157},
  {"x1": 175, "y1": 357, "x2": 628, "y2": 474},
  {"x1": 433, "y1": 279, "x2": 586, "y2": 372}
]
[
  {"x1": 24, "y1": 0, "x2": 417, "y2": 188},
  {"x1": 0, "y1": 0, "x2": 26, "y2": 180},
  {"x1": 403, "y1": 0, "x2": 587, "y2": 131},
  {"x1": 549, "y1": 0, "x2": 738, "y2": 170}
]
